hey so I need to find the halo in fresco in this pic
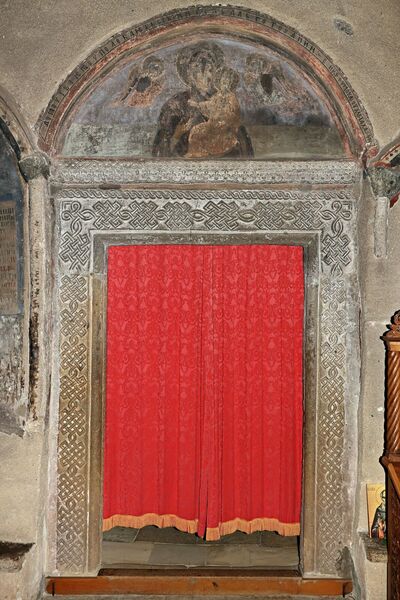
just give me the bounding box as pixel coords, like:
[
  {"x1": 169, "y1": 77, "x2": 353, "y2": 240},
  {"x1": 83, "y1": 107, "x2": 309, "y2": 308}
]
[{"x1": 61, "y1": 37, "x2": 345, "y2": 159}]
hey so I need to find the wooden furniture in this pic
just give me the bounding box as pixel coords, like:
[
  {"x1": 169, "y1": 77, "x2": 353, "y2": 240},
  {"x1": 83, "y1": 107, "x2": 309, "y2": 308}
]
[{"x1": 381, "y1": 310, "x2": 400, "y2": 599}]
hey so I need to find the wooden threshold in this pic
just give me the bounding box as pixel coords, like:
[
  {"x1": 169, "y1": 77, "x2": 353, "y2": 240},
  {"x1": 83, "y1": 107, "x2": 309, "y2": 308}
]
[{"x1": 46, "y1": 573, "x2": 353, "y2": 596}]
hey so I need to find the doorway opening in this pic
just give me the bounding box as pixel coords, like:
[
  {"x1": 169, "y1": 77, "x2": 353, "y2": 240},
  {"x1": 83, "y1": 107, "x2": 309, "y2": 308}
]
[{"x1": 101, "y1": 243, "x2": 304, "y2": 571}]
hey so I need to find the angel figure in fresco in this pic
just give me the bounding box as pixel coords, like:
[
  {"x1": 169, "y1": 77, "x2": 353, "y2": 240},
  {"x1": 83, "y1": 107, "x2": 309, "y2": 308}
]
[
  {"x1": 152, "y1": 42, "x2": 253, "y2": 158},
  {"x1": 117, "y1": 55, "x2": 165, "y2": 107},
  {"x1": 244, "y1": 52, "x2": 323, "y2": 123},
  {"x1": 244, "y1": 53, "x2": 295, "y2": 104}
]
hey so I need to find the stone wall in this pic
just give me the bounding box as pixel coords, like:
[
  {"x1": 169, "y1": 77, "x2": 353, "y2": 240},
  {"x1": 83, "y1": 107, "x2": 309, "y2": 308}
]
[
  {"x1": 0, "y1": 2, "x2": 398, "y2": 598},
  {"x1": 353, "y1": 180, "x2": 400, "y2": 600}
]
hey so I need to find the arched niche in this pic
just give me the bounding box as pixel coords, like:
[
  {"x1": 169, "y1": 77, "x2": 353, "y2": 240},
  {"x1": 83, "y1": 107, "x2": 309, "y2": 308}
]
[
  {"x1": 0, "y1": 87, "x2": 49, "y2": 434},
  {"x1": 0, "y1": 95, "x2": 29, "y2": 434},
  {"x1": 37, "y1": 5, "x2": 375, "y2": 160}
]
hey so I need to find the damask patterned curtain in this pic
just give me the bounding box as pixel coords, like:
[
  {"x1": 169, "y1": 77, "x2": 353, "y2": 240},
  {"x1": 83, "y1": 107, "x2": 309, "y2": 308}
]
[{"x1": 103, "y1": 244, "x2": 303, "y2": 539}]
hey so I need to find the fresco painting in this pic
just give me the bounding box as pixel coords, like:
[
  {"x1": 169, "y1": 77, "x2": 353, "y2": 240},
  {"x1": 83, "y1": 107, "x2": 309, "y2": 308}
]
[{"x1": 61, "y1": 37, "x2": 345, "y2": 159}]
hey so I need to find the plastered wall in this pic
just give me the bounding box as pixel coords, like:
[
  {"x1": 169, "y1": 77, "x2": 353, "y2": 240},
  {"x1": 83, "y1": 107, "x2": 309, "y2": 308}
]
[{"x1": 0, "y1": 2, "x2": 399, "y2": 598}]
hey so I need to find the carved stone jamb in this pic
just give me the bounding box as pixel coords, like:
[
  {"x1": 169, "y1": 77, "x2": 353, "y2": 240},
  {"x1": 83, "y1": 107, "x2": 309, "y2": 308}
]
[{"x1": 381, "y1": 312, "x2": 400, "y2": 599}]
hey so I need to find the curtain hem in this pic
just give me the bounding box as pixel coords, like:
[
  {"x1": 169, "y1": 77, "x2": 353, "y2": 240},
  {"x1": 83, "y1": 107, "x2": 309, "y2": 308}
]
[{"x1": 102, "y1": 513, "x2": 300, "y2": 538}]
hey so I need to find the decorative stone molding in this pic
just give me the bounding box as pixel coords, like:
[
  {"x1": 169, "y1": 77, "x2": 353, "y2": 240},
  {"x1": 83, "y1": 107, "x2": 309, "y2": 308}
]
[
  {"x1": 37, "y1": 5, "x2": 374, "y2": 155},
  {"x1": 57, "y1": 188, "x2": 354, "y2": 277},
  {"x1": 367, "y1": 167, "x2": 400, "y2": 207},
  {"x1": 367, "y1": 137, "x2": 400, "y2": 208},
  {"x1": 53, "y1": 183, "x2": 358, "y2": 577},
  {"x1": 54, "y1": 159, "x2": 360, "y2": 187},
  {"x1": 19, "y1": 152, "x2": 50, "y2": 181}
]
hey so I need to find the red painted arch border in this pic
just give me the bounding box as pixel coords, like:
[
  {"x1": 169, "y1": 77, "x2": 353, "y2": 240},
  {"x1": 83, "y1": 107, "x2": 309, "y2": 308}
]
[{"x1": 36, "y1": 5, "x2": 376, "y2": 159}]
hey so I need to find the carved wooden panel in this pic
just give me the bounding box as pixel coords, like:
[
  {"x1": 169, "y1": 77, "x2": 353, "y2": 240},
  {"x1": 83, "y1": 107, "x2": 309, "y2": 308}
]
[
  {"x1": 382, "y1": 313, "x2": 400, "y2": 599},
  {"x1": 388, "y1": 478, "x2": 400, "y2": 599}
]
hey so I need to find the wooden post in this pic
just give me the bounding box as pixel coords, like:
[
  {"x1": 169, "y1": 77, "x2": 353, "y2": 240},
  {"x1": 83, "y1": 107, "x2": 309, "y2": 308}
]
[{"x1": 381, "y1": 311, "x2": 400, "y2": 600}]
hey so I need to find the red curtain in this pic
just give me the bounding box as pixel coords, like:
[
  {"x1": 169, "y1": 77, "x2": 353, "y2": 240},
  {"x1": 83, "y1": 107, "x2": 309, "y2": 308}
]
[{"x1": 103, "y1": 244, "x2": 303, "y2": 539}]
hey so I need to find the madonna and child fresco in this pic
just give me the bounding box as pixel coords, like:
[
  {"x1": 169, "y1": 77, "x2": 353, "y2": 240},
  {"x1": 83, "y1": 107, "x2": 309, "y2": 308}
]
[{"x1": 62, "y1": 38, "x2": 345, "y2": 159}]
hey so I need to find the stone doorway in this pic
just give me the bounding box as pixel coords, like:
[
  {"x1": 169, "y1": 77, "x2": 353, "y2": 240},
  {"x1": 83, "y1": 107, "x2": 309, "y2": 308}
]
[
  {"x1": 39, "y1": 4, "x2": 372, "y2": 583},
  {"x1": 49, "y1": 160, "x2": 359, "y2": 577}
]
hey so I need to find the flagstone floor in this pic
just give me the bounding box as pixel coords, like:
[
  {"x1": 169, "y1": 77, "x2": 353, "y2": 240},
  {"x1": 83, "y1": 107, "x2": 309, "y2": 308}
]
[{"x1": 102, "y1": 526, "x2": 299, "y2": 569}]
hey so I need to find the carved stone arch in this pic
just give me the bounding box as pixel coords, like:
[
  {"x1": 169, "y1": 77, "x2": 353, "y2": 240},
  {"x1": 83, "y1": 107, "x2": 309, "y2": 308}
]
[
  {"x1": 0, "y1": 84, "x2": 35, "y2": 159},
  {"x1": 36, "y1": 4, "x2": 375, "y2": 158}
]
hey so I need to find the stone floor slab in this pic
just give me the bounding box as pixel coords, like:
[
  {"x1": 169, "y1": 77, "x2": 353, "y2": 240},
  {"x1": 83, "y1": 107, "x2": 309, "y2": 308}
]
[
  {"x1": 248, "y1": 545, "x2": 299, "y2": 568},
  {"x1": 205, "y1": 543, "x2": 251, "y2": 567},
  {"x1": 261, "y1": 531, "x2": 298, "y2": 547},
  {"x1": 149, "y1": 543, "x2": 208, "y2": 567},
  {"x1": 102, "y1": 541, "x2": 153, "y2": 566}
]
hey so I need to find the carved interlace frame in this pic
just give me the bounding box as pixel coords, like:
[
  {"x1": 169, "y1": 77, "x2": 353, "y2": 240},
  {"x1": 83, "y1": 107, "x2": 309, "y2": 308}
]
[{"x1": 53, "y1": 160, "x2": 359, "y2": 576}]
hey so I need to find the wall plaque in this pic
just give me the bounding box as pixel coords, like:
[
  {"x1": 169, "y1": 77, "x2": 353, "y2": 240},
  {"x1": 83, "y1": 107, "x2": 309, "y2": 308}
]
[{"x1": 0, "y1": 200, "x2": 18, "y2": 314}]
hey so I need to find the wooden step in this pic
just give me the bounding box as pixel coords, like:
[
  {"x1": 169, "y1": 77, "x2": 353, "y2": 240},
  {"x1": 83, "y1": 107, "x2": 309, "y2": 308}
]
[
  {"x1": 43, "y1": 596, "x2": 351, "y2": 600},
  {"x1": 45, "y1": 573, "x2": 352, "y2": 596}
]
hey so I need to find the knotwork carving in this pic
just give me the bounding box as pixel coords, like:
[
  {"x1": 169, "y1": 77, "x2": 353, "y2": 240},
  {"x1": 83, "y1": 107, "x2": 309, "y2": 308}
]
[
  {"x1": 57, "y1": 275, "x2": 89, "y2": 572},
  {"x1": 57, "y1": 189, "x2": 354, "y2": 277},
  {"x1": 54, "y1": 184, "x2": 356, "y2": 575},
  {"x1": 319, "y1": 278, "x2": 347, "y2": 573}
]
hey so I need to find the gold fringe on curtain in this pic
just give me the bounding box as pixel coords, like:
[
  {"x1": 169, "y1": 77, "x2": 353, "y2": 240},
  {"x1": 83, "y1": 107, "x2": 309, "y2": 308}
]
[{"x1": 102, "y1": 513, "x2": 300, "y2": 539}]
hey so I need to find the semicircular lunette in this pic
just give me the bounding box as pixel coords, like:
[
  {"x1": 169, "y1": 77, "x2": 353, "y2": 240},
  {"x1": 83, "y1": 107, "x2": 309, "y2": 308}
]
[{"x1": 58, "y1": 35, "x2": 348, "y2": 160}]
